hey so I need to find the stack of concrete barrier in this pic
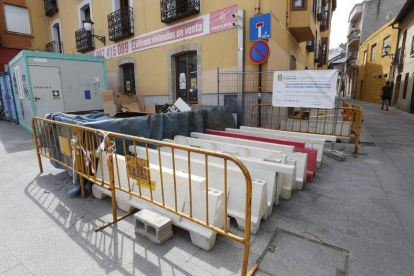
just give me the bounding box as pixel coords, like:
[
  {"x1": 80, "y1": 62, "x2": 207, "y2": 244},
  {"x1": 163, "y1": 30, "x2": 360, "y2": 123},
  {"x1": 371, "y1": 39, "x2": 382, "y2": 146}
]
[
  {"x1": 92, "y1": 152, "x2": 226, "y2": 251},
  {"x1": 91, "y1": 127, "x2": 335, "y2": 251}
]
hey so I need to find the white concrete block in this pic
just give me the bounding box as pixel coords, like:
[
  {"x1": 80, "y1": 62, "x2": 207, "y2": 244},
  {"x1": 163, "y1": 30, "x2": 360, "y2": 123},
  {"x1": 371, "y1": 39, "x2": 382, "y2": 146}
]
[{"x1": 133, "y1": 209, "x2": 173, "y2": 244}]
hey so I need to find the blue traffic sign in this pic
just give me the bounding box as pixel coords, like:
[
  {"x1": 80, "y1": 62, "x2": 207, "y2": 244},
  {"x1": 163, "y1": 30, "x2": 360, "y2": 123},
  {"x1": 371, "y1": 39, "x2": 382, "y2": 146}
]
[
  {"x1": 249, "y1": 13, "x2": 271, "y2": 41},
  {"x1": 249, "y1": 40, "x2": 270, "y2": 64}
]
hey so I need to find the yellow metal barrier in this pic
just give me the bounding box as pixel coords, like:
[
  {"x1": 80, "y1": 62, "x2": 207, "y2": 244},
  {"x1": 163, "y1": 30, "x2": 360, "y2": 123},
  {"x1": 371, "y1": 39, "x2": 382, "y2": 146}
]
[
  {"x1": 250, "y1": 104, "x2": 363, "y2": 156},
  {"x1": 31, "y1": 117, "x2": 253, "y2": 276}
]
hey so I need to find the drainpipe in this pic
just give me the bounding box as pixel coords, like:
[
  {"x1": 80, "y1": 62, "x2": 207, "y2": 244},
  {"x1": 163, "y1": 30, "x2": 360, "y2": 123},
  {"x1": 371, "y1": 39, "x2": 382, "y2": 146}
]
[
  {"x1": 234, "y1": 10, "x2": 245, "y2": 127},
  {"x1": 390, "y1": 21, "x2": 401, "y2": 104}
]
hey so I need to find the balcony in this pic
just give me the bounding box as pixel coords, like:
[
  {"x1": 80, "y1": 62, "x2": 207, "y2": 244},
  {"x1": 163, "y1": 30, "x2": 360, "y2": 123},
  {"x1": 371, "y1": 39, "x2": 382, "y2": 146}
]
[
  {"x1": 44, "y1": 0, "x2": 58, "y2": 17},
  {"x1": 319, "y1": 11, "x2": 329, "y2": 32},
  {"x1": 108, "y1": 7, "x2": 134, "y2": 41},
  {"x1": 161, "y1": 0, "x2": 200, "y2": 24},
  {"x1": 75, "y1": 28, "x2": 95, "y2": 53},
  {"x1": 348, "y1": 29, "x2": 360, "y2": 47},
  {"x1": 45, "y1": 41, "x2": 63, "y2": 53},
  {"x1": 393, "y1": 48, "x2": 404, "y2": 68},
  {"x1": 288, "y1": 0, "x2": 316, "y2": 42},
  {"x1": 346, "y1": 58, "x2": 358, "y2": 72},
  {"x1": 306, "y1": 40, "x2": 315, "y2": 52},
  {"x1": 348, "y1": 3, "x2": 362, "y2": 23}
]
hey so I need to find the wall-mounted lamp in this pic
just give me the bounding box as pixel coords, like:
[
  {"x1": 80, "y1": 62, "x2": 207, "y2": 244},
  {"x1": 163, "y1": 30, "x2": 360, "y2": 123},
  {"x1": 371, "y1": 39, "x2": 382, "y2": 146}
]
[
  {"x1": 383, "y1": 45, "x2": 392, "y2": 56},
  {"x1": 82, "y1": 18, "x2": 106, "y2": 45}
]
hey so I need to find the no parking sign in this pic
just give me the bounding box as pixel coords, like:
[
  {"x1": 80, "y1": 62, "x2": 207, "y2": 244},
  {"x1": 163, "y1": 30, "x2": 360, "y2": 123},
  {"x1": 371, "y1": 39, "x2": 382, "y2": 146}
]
[{"x1": 249, "y1": 40, "x2": 270, "y2": 64}]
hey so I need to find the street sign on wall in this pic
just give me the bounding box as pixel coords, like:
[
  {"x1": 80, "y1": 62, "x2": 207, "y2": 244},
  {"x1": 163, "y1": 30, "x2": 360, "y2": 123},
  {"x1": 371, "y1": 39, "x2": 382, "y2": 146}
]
[
  {"x1": 249, "y1": 40, "x2": 270, "y2": 64},
  {"x1": 249, "y1": 13, "x2": 271, "y2": 41}
]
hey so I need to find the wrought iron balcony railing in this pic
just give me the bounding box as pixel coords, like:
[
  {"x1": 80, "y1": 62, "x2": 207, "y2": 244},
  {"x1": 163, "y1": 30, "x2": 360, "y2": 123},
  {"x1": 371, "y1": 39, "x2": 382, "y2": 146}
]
[
  {"x1": 306, "y1": 40, "x2": 315, "y2": 52},
  {"x1": 44, "y1": 0, "x2": 58, "y2": 16},
  {"x1": 346, "y1": 58, "x2": 358, "y2": 68},
  {"x1": 348, "y1": 29, "x2": 360, "y2": 42},
  {"x1": 45, "y1": 41, "x2": 63, "y2": 53},
  {"x1": 75, "y1": 28, "x2": 95, "y2": 53},
  {"x1": 108, "y1": 7, "x2": 134, "y2": 41},
  {"x1": 161, "y1": 0, "x2": 200, "y2": 23}
]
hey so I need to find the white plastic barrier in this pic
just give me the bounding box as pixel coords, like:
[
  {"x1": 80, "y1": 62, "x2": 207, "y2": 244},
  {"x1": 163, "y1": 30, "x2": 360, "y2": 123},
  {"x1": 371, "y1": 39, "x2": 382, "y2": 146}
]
[
  {"x1": 240, "y1": 127, "x2": 337, "y2": 142},
  {"x1": 92, "y1": 153, "x2": 225, "y2": 251},
  {"x1": 190, "y1": 132, "x2": 308, "y2": 189},
  {"x1": 172, "y1": 135, "x2": 300, "y2": 194},
  {"x1": 127, "y1": 146, "x2": 267, "y2": 234},
  {"x1": 164, "y1": 137, "x2": 296, "y2": 204},
  {"x1": 226, "y1": 128, "x2": 325, "y2": 168}
]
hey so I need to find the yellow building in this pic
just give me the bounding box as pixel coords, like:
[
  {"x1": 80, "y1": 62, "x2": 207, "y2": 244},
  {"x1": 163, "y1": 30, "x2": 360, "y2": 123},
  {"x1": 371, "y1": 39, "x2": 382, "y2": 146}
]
[
  {"x1": 41, "y1": 0, "x2": 334, "y2": 107},
  {"x1": 0, "y1": 0, "x2": 49, "y2": 71},
  {"x1": 391, "y1": 0, "x2": 414, "y2": 113},
  {"x1": 355, "y1": 20, "x2": 399, "y2": 103}
]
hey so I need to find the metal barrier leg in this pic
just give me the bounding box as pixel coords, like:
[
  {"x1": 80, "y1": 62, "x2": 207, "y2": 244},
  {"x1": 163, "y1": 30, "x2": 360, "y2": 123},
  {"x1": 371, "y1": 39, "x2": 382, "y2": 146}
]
[
  {"x1": 32, "y1": 119, "x2": 43, "y2": 173},
  {"x1": 353, "y1": 136, "x2": 359, "y2": 157},
  {"x1": 73, "y1": 130, "x2": 86, "y2": 198},
  {"x1": 94, "y1": 137, "x2": 136, "y2": 232}
]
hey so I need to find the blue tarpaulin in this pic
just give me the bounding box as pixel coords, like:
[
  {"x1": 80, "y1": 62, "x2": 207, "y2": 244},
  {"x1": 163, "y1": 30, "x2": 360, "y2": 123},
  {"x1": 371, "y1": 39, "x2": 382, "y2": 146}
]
[{"x1": 43, "y1": 106, "x2": 236, "y2": 169}]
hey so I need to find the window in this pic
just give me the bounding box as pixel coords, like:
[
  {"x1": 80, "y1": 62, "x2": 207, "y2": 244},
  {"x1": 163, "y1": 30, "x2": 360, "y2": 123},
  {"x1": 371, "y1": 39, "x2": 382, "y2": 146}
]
[
  {"x1": 176, "y1": 52, "x2": 198, "y2": 102},
  {"x1": 382, "y1": 36, "x2": 391, "y2": 56},
  {"x1": 411, "y1": 35, "x2": 414, "y2": 56},
  {"x1": 324, "y1": 1, "x2": 330, "y2": 30},
  {"x1": 371, "y1": 44, "x2": 377, "y2": 62},
  {"x1": 13, "y1": 66, "x2": 24, "y2": 99},
  {"x1": 78, "y1": 0, "x2": 93, "y2": 28},
  {"x1": 161, "y1": 0, "x2": 201, "y2": 23},
  {"x1": 122, "y1": 63, "x2": 135, "y2": 94},
  {"x1": 363, "y1": 51, "x2": 367, "y2": 65},
  {"x1": 292, "y1": 0, "x2": 306, "y2": 11},
  {"x1": 320, "y1": 37, "x2": 328, "y2": 65},
  {"x1": 3, "y1": 3, "x2": 31, "y2": 35},
  {"x1": 403, "y1": 73, "x2": 409, "y2": 99},
  {"x1": 108, "y1": 0, "x2": 134, "y2": 41},
  {"x1": 312, "y1": 0, "x2": 318, "y2": 20},
  {"x1": 290, "y1": 55, "x2": 297, "y2": 70}
]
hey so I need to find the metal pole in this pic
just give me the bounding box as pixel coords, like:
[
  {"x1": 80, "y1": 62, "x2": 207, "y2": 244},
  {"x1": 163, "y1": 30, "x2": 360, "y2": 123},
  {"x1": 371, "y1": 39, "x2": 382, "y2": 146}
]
[
  {"x1": 217, "y1": 68, "x2": 220, "y2": 106},
  {"x1": 236, "y1": 10, "x2": 245, "y2": 127},
  {"x1": 258, "y1": 64, "x2": 263, "y2": 127},
  {"x1": 331, "y1": 64, "x2": 345, "y2": 150}
]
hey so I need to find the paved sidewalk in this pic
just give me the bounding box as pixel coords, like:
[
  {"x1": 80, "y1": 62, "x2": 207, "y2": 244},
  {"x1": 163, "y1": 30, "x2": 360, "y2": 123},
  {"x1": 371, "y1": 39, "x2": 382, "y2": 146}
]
[{"x1": 1, "y1": 99, "x2": 414, "y2": 275}]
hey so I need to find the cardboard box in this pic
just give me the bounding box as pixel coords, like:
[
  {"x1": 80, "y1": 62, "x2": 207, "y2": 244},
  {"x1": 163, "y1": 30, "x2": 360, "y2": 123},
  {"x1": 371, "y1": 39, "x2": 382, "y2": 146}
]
[{"x1": 102, "y1": 90, "x2": 157, "y2": 116}]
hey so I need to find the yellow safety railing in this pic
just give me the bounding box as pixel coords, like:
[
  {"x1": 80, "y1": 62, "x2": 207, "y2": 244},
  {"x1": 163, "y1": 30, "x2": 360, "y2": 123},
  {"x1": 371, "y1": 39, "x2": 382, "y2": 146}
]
[
  {"x1": 31, "y1": 117, "x2": 254, "y2": 276},
  {"x1": 250, "y1": 103, "x2": 363, "y2": 156}
]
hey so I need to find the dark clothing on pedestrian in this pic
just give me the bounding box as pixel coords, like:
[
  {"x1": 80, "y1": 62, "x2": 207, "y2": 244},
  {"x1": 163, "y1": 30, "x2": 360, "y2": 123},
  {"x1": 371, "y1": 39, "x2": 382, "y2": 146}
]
[{"x1": 382, "y1": 85, "x2": 392, "y2": 100}]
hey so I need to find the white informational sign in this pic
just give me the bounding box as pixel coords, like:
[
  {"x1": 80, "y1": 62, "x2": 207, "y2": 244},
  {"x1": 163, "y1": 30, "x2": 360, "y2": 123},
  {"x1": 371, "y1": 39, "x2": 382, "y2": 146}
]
[
  {"x1": 272, "y1": 70, "x2": 338, "y2": 109},
  {"x1": 179, "y1": 73, "x2": 186, "y2": 89}
]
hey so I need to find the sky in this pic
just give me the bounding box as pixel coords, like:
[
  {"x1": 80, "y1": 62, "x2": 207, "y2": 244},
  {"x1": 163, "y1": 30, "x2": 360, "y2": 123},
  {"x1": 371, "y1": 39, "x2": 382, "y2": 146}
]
[{"x1": 330, "y1": 0, "x2": 362, "y2": 49}]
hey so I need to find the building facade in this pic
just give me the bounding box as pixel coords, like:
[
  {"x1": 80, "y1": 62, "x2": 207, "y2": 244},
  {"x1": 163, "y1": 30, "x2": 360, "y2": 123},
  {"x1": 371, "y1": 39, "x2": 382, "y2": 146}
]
[
  {"x1": 0, "y1": 0, "x2": 49, "y2": 72},
  {"x1": 345, "y1": 3, "x2": 362, "y2": 99},
  {"x1": 42, "y1": 0, "x2": 335, "y2": 105},
  {"x1": 355, "y1": 21, "x2": 399, "y2": 102},
  {"x1": 344, "y1": 0, "x2": 406, "y2": 100},
  {"x1": 391, "y1": 0, "x2": 414, "y2": 113}
]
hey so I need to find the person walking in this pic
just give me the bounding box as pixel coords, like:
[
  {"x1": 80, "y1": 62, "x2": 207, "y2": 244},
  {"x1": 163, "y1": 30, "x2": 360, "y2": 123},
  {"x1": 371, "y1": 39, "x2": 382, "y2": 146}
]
[{"x1": 381, "y1": 81, "x2": 393, "y2": 111}]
